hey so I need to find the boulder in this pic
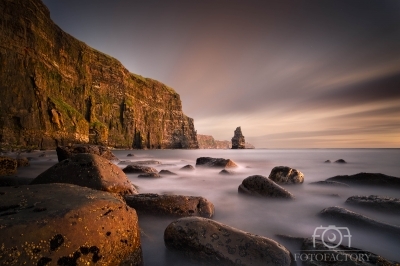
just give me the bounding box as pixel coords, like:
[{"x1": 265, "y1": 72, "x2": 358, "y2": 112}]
[
  {"x1": 238, "y1": 175, "x2": 294, "y2": 199},
  {"x1": 219, "y1": 169, "x2": 235, "y2": 175},
  {"x1": 326, "y1": 172, "x2": 400, "y2": 187},
  {"x1": 122, "y1": 164, "x2": 158, "y2": 174},
  {"x1": 268, "y1": 166, "x2": 304, "y2": 184},
  {"x1": 324, "y1": 160, "x2": 331, "y2": 163},
  {"x1": 164, "y1": 217, "x2": 295, "y2": 265},
  {"x1": 309, "y1": 180, "x2": 349, "y2": 187},
  {"x1": 124, "y1": 194, "x2": 214, "y2": 218},
  {"x1": 195, "y1": 157, "x2": 238, "y2": 168},
  {"x1": 56, "y1": 144, "x2": 119, "y2": 162},
  {"x1": 180, "y1": 165, "x2": 195, "y2": 171},
  {"x1": 16, "y1": 157, "x2": 30, "y2": 167},
  {"x1": 127, "y1": 153, "x2": 135, "y2": 157},
  {"x1": 319, "y1": 206, "x2": 400, "y2": 236},
  {"x1": 299, "y1": 237, "x2": 397, "y2": 266},
  {"x1": 159, "y1": 170, "x2": 177, "y2": 175},
  {"x1": 0, "y1": 184, "x2": 142, "y2": 265},
  {"x1": 138, "y1": 173, "x2": 161, "y2": 178},
  {"x1": 345, "y1": 195, "x2": 400, "y2": 214},
  {"x1": 0, "y1": 156, "x2": 17, "y2": 176},
  {"x1": 335, "y1": 159, "x2": 347, "y2": 163},
  {"x1": 231, "y1": 126, "x2": 245, "y2": 149},
  {"x1": 30, "y1": 154, "x2": 137, "y2": 195}
]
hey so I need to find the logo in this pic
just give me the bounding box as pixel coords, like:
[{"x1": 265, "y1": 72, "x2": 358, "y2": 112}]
[{"x1": 312, "y1": 225, "x2": 352, "y2": 248}]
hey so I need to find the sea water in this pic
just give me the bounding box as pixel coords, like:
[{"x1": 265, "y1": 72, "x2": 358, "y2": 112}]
[
  {"x1": 15, "y1": 149, "x2": 400, "y2": 265},
  {"x1": 110, "y1": 149, "x2": 400, "y2": 265}
]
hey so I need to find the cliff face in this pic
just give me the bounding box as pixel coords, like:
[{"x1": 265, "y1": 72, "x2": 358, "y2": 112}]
[
  {"x1": 197, "y1": 135, "x2": 230, "y2": 149},
  {"x1": 0, "y1": 0, "x2": 198, "y2": 149}
]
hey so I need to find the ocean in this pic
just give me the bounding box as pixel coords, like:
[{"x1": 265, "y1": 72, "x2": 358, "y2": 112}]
[{"x1": 16, "y1": 148, "x2": 400, "y2": 265}]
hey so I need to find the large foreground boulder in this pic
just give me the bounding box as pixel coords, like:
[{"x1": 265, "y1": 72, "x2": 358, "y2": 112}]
[
  {"x1": 238, "y1": 175, "x2": 294, "y2": 199},
  {"x1": 124, "y1": 194, "x2": 214, "y2": 218},
  {"x1": 56, "y1": 144, "x2": 119, "y2": 162},
  {"x1": 195, "y1": 157, "x2": 238, "y2": 168},
  {"x1": 0, "y1": 184, "x2": 142, "y2": 265},
  {"x1": 30, "y1": 154, "x2": 137, "y2": 195},
  {"x1": 319, "y1": 206, "x2": 400, "y2": 236},
  {"x1": 0, "y1": 156, "x2": 17, "y2": 176},
  {"x1": 268, "y1": 166, "x2": 304, "y2": 184},
  {"x1": 326, "y1": 172, "x2": 400, "y2": 187},
  {"x1": 346, "y1": 195, "x2": 400, "y2": 214},
  {"x1": 164, "y1": 217, "x2": 295, "y2": 265}
]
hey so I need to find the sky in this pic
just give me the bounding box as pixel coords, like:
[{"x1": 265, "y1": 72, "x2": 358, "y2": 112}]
[{"x1": 42, "y1": 0, "x2": 400, "y2": 148}]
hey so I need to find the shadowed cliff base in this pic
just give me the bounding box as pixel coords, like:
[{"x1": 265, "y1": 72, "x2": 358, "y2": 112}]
[{"x1": 0, "y1": 0, "x2": 198, "y2": 150}]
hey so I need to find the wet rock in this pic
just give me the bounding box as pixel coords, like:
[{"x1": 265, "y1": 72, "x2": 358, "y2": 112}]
[
  {"x1": 324, "y1": 160, "x2": 331, "y2": 163},
  {"x1": 195, "y1": 157, "x2": 238, "y2": 168},
  {"x1": 138, "y1": 173, "x2": 161, "y2": 178},
  {"x1": 231, "y1": 126, "x2": 245, "y2": 149},
  {"x1": 0, "y1": 157, "x2": 17, "y2": 176},
  {"x1": 0, "y1": 184, "x2": 142, "y2": 266},
  {"x1": 238, "y1": 175, "x2": 294, "y2": 199},
  {"x1": 164, "y1": 216, "x2": 295, "y2": 265},
  {"x1": 309, "y1": 180, "x2": 349, "y2": 187},
  {"x1": 127, "y1": 153, "x2": 135, "y2": 157},
  {"x1": 124, "y1": 194, "x2": 214, "y2": 218},
  {"x1": 180, "y1": 165, "x2": 195, "y2": 171},
  {"x1": 300, "y1": 237, "x2": 397, "y2": 266},
  {"x1": 16, "y1": 157, "x2": 30, "y2": 167},
  {"x1": 319, "y1": 206, "x2": 400, "y2": 236},
  {"x1": 56, "y1": 144, "x2": 119, "y2": 162},
  {"x1": 268, "y1": 166, "x2": 304, "y2": 184},
  {"x1": 122, "y1": 164, "x2": 158, "y2": 174},
  {"x1": 326, "y1": 172, "x2": 400, "y2": 187},
  {"x1": 335, "y1": 159, "x2": 347, "y2": 163},
  {"x1": 159, "y1": 170, "x2": 177, "y2": 175},
  {"x1": 31, "y1": 154, "x2": 137, "y2": 195},
  {"x1": 219, "y1": 169, "x2": 235, "y2": 175},
  {"x1": 345, "y1": 195, "x2": 400, "y2": 214}
]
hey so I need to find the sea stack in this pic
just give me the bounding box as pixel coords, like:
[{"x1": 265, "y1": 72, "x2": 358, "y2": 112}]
[{"x1": 231, "y1": 127, "x2": 245, "y2": 149}]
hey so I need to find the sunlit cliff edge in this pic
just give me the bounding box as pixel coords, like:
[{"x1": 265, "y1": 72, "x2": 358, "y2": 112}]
[{"x1": 0, "y1": 0, "x2": 198, "y2": 150}]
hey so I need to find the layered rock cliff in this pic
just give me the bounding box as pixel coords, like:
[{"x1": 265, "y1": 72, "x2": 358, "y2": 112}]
[
  {"x1": 197, "y1": 134, "x2": 255, "y2": 149},
  {"x1": 0, "y1": 0, "x2": 198, "y2": 150}
]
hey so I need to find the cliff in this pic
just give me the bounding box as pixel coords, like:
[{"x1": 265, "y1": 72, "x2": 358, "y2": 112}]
[
  {"x1": 0, "y1": 0, "x2": 198, "y2": 150},
  {"x1": 197, "y1": 134, "x2": 255, "y2": 149}
]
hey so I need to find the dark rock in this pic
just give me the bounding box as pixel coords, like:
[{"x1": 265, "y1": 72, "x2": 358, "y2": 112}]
[
  {"x1": 319, "y1": 206, "x2": 400, "y2": 236},
  {"x1": 164, "y1": 217, "x2": 295, "y2": 265},
  {"x1": 324, "y1": 160, "x2": 331, "y2": 163},
  {"x1": 122, "y1": 164, "x2": 158, "y2": 174},
  {"x1": 16, "y1": 157, "x2": 30, "y2": 167},
  {"x1": 179, "y1": 165, "x2": 195, "y2": 171},
  {"x1": 219, "y1": 169, "x2": 234, "y2": 175},
  {"x1": 231, "y1": 126, "x2": 246, "y2": 149},
  {"x1": 335, "y1": 159, "x2": 347, "y2": 163},
  {"x1": 159, "y1": 170, "x2": 177, "y2": 175},
  {"x1": 0, "y1": 157, "x2": 17, "y2": 176},
  {"x1": 238, "y1": 175, "x2": 294, "y2": 199},
  {"x1": 195, "y1": 157, "x2": 238, "y2": 168},
  {"x1": 30, "y1": 154, "x2": 137, "y2": 195},
  {"x1": 300, "y1": 237, "x2": 397, "y2": 266},
  {"x1": 0, "y1": 184, "x2": 142, "y2": 266},
  {"x1": 38, "y1": 153, "x2": 47, "y2": 158},
  {"x1": 127, "y1": 153, "x2": 135, "y2": 157},
  {"x1": 138, "y1": 173, "x2": 161, "y2": 178},
  {"x1": 124, "y1": 194, "x2": 214, "y2": 218},
  {"x1": 309, "y1": 180, "x2": 349, "y2": 187},
  {"x1": 56, "y1": 144, "x2": 119, "y2": 162},
  {"x1": 268, "y1": 166, "x2": 304, "y2": 184},
  {"x1": 326, "y1": 172, "x2": 400, "y2": 187},
  {"x1": 345, "y1": 195, "x2": 400, "y2": 214}
]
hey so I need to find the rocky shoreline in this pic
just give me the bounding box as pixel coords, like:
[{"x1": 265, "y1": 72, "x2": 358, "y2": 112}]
[{"x1": 1, "y1": 146, "x2": 400, "y2": 265}]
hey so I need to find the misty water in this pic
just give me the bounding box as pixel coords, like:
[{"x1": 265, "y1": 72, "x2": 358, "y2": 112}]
[{"x1": 16, "y1": 149, "x2": 400, "y2": 265}]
